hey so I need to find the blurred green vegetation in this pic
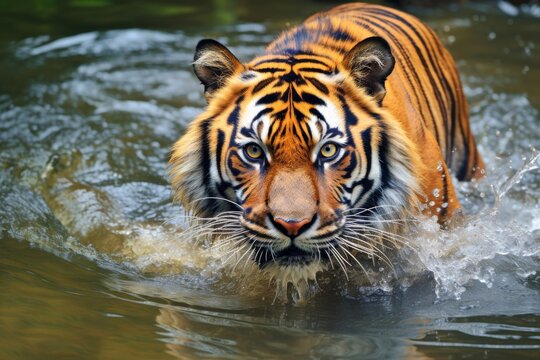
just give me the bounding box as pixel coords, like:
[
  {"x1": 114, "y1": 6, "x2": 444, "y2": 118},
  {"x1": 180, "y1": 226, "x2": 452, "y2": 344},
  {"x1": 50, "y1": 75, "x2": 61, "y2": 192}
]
[{"x1": 0, "y1": 0, "x2": 239, "y2": 41}]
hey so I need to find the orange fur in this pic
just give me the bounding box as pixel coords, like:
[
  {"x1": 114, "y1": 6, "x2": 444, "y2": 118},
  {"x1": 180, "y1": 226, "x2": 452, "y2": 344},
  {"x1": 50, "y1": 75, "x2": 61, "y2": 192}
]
[{"x1": 170, "y1": 2, "x2": 485, "y2": 241}]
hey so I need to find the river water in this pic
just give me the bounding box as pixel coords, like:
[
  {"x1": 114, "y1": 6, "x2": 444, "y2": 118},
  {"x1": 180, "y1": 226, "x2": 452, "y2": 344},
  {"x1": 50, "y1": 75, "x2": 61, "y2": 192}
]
[{"x1": 1, "y1": 0, "x2": 539, "y2": 358}]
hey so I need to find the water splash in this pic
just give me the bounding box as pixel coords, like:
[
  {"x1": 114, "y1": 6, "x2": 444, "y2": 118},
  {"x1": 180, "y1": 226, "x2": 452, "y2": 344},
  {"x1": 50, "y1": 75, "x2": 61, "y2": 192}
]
[{"x1": 398, "y1": 152, "x2": 540, "y2": 299}]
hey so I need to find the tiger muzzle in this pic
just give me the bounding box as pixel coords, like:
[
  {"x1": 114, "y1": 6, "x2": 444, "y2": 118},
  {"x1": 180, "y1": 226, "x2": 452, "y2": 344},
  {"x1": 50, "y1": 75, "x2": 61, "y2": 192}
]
[{"x1": 267, "y1": 168, "x2": 318, "y2": 239}]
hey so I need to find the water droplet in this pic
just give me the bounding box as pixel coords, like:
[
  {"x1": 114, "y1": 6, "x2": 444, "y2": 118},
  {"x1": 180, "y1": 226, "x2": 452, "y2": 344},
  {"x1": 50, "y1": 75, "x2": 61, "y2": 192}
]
[
  {"x1": 436, "y1": 161, "x2": 443, "y2": 172},
  {"x1": 433, "y1": 188, "x2": 440, "y2": 198},
  {"x1": 436, "y1": 207, "x2": 441, "y2": 213},
  {"x1": 488, "y1": 32, "x2": 496, "y2": 40},
  {"x1": 498, "y1": 1, "x2": 519, "y2": 16},
  {"x1": 441, "y1": 202, "x2": 448, "y2": 208},
  {"x1": 429, "y1": 201, "x2": 435, "y2": 207}
]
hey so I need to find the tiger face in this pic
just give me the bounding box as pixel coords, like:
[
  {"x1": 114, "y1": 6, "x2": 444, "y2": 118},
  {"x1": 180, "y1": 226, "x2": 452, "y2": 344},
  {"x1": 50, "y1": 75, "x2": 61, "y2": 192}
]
[{"x1": 170, "y1": 37, "x2": 423, "y2": 275}]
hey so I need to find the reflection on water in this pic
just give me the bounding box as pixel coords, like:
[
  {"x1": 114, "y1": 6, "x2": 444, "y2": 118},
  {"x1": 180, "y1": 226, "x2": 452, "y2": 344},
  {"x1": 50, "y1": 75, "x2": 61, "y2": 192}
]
[{"x1": 0, "y1": 0, "x2": 539, "y2": 358}]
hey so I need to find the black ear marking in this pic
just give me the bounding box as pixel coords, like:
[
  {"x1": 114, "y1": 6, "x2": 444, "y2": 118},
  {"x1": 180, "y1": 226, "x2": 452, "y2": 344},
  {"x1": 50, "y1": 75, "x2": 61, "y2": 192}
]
[
  {"x1": 342, "y1": 37, "x2": 395, "y2": 104},
  {"x1": 193, "y1": 39, "x2": 244, "y2": 101}
]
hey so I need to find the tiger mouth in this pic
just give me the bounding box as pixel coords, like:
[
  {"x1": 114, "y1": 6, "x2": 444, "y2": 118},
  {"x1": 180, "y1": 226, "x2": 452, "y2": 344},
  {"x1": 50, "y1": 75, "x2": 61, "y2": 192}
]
[
  {"x1": 272, "y1": 245, "x2": 318, "y2": 266},
  {"x1": 250, "y1": 238, "x2": 335, "y2": 268},
  {"x1": 240, "y1": 218, "x2": 343, "y2": 267}
]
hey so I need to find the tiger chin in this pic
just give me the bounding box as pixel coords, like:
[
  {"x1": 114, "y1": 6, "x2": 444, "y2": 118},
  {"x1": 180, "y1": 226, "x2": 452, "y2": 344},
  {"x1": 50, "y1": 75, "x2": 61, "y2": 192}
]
[{"x1": 169, "y1": 3, "x2": 485, "y2": 294}]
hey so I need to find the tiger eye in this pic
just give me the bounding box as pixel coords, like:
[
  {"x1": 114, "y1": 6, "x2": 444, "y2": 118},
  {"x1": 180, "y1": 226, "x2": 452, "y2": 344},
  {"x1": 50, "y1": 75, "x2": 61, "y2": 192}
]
[
  {"x1": 320, "y1": 143, "x2": 338, "y2": 158},
  {"x1": 245, "y1": 143, "x2": 263, "y2": 160}
]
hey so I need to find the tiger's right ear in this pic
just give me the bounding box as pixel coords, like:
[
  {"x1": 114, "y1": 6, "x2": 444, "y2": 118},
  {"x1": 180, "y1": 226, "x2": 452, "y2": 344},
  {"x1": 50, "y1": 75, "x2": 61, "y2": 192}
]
[{"x1": 193, "y1": 39, "x2": 244, "y2": 101}]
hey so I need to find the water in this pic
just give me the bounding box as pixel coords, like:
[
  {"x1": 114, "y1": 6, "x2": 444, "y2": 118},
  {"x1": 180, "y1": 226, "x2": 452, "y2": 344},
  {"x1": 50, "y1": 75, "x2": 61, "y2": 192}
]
[{"x1": 1, "y1": 0, "x2": 539, "y2": 358}]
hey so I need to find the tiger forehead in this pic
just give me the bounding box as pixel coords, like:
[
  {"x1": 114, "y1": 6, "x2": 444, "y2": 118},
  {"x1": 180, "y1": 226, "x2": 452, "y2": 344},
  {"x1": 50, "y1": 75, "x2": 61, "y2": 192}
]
[
  {"x1": 242, "y1": 58, "x2": 339, "y2": 115},
  {"x1": 236, "y1": 90, "x2": 347, "y2": 159},
  {"x1": 231, "y1": 55, "x2": 347, "y2": 154}
]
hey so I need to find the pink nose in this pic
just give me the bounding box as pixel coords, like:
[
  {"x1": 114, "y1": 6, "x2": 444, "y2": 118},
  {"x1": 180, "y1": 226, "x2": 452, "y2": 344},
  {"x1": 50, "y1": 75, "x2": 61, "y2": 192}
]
[{"x1": 273, "y1": 218, "x2": 311, "y2": 237}]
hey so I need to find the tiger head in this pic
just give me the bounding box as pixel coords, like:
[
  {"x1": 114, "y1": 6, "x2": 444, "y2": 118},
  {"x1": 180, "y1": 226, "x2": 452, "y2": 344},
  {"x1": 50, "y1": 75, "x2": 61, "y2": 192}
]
[{"x1": 170, "y1": 37, "x2": 424, "y2": 279}]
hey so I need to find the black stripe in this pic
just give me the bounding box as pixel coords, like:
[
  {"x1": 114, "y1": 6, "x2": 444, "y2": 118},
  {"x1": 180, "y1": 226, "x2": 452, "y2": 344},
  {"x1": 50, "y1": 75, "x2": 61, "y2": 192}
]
[
  {"x1": 305, "y1": 76, "x2": 329, "y2": 94},
  {"x1": 273, "y1": 109, "x2": 287, "y2": 120},
  {"x1": 255, "y1": 67, "x2": 287, "y2": 73},
  {"x1": 296, "y1": 67, "x2": 333, "y2": 75},
  {"x1": 281, "y1": 71, "x2": 301, "y2": 83},
  {"x1": 309, "y1": 107, "x2": 325, "y2": 121},
  {"x1": 216, "y1": 130, "x2": 226, "y2": 183},
  {"x1": 361, "y1": 128, "x2": 372, "y2": 179},
  {"x1": 302, "y1": 92, "x2": 326, "y2": 106},
  {"x1": 240, "y1": 127, "x2": 256, "y2": 138},
  {"x1": 338, "y1": 94, "x2": 358, "y2": 125},
  {"x1": 456, "y1": 153, "x2": 469, "y2": 180},
  {"x1": 298, "y1": 122, "x2": 311, "y2": 144},
  {"x1": 267, "y1": 120, "x2": 282, "y2": 143},
  {"x1": 294, "y1": 108, "x2": 306, "y2": 121},
  {"x1": 199, "y1": 119, "x2": 218, "y2": 213},
  {"x1": 378, "y1": 124, "x2": 391, "y2": 189},
  {"x1": 257, "y1": 92, "x2": 282, "y2": 105},
  {"x1": 252, "y1": 78, "x2": 275, "y2": 94},
  {"x1": 342, "y1": 129, "x2": 376, "y2": 206},
  {"x1": 253, "y1": 107, "x2": 272, "y2": 122},
  {"x1": 227, "y1": 100, "x2": 241, "y2": 125},
  {"x1": 328, "y1": 28, "x2": 355, "y2": 42},
  {"x1": 291, "y1": 86, "x2": 302, "y2": 102},
  {"x1": 215, "y1": 130, "x2": 234, "y2": 201}
]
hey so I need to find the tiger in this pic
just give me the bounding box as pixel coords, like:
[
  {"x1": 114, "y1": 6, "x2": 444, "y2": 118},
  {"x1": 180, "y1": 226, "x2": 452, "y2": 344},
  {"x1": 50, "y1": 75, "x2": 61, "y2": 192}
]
[{"x1": 169, "y1": 2, "x2": 485, "y2": 285}]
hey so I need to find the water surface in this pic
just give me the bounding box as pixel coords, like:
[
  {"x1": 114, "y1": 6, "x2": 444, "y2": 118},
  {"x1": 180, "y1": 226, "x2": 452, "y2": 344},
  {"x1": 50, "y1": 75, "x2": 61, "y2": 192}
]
[{"x1": 1, "y1": 0, "x2": 539, "y2": 358}]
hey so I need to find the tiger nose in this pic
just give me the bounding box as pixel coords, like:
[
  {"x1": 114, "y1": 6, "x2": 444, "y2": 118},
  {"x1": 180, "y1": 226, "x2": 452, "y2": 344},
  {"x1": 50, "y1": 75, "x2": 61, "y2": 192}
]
[{"x1": 272, "y1": 217, "x2": 312, "y2": 237}]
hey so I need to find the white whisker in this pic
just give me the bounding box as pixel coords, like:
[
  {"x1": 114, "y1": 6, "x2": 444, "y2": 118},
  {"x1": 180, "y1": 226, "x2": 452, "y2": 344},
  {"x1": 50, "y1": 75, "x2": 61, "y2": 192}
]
[
  {"x1": 191, "y1": 196, "x2": 244, "y2": 210},
  {"x1": 336, "y1": 238, "x2": 373, "y2": 282},
  {"x1": 329, "y1": 243, "x2": 350, "y2": 280}
]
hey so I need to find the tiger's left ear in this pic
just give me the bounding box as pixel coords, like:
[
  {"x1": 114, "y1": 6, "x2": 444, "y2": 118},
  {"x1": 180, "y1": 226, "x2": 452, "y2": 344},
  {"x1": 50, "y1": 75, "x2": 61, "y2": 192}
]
[
  {"x1": 342, "y1": 37, "x2": 395, "y2": 104},
  {"x1": 193, "y1": 39, "x2": 245, "y2": 101}
]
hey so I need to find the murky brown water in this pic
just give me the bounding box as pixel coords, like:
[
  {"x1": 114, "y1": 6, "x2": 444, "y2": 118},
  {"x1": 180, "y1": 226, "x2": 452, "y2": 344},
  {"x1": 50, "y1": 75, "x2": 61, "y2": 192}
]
[{"x1": 1, "y1": 0, "x2": 539, "y2": 359}]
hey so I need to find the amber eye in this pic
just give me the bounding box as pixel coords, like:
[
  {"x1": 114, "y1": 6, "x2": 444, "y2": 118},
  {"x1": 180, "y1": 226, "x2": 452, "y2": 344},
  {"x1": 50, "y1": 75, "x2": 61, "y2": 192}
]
[
  {"x1": 244, "y1": 143, "x2": 263, "y2": 160},
  {"x1": 320, "y1": 143, "x2": 339, "y2": 159}
]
